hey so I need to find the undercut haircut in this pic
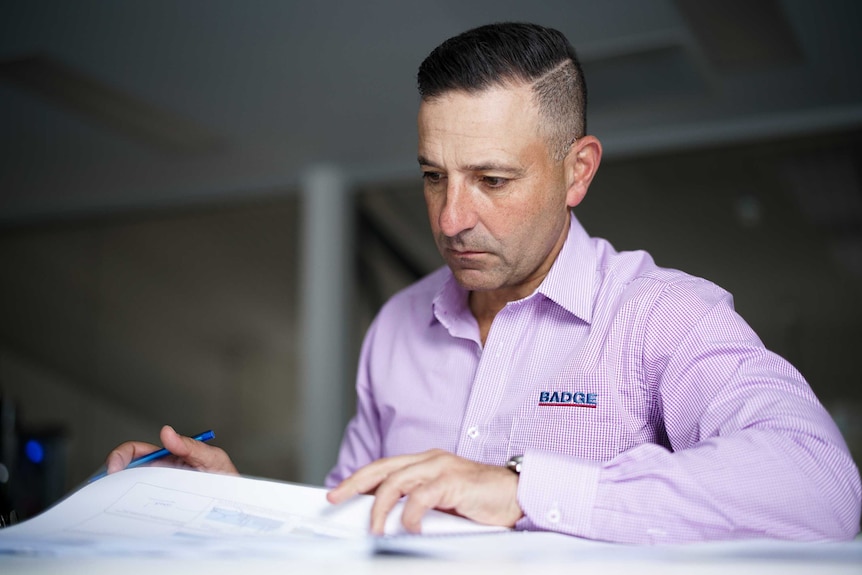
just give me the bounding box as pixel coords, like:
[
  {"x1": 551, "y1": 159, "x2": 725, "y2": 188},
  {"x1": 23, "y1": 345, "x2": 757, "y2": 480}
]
[{"x1": 417, "y1": 22, "x2": 587, "y2": 161}]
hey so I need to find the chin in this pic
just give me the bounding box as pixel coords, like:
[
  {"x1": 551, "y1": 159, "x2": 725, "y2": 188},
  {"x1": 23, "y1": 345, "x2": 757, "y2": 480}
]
[{"x1": 450, "y1": 269, "x2": 500, "y2": 292}]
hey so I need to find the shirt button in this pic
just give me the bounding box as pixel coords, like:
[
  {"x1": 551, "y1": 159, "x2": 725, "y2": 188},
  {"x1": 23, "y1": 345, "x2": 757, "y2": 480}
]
[
  {"x1": 467, "y1": 426, "x2": 479, "y2": 439},
  {"x1": 547, "y1": 508, "x2": 561, "y2": 524}
]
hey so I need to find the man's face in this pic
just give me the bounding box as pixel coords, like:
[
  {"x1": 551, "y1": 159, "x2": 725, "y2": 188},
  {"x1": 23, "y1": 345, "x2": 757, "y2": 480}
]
[{"x1": 418, "y1": 84, "x2": 573, "y2": 299}]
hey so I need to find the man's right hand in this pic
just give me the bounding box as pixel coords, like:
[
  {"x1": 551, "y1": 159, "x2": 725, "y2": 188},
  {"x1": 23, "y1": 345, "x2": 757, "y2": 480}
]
[{"x1": 105, "y1": 424, "x2": 238, "y2": 475}]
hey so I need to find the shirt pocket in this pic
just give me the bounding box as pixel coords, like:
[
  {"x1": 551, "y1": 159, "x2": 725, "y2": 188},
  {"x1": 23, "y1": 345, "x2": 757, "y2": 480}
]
[{"x1": 508, "y1": 409, "x2": 622, "y2": 462}]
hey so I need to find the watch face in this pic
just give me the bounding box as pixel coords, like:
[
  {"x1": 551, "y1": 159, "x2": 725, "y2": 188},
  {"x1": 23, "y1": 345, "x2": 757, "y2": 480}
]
[{"x1": 507, "y1": 455, "x2": 523, "y2": 474}]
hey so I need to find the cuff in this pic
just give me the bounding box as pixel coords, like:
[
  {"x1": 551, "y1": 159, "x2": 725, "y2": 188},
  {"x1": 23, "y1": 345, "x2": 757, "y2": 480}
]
[{"x1": 514, "y1": 450, "x2": 602, "y2": 537}]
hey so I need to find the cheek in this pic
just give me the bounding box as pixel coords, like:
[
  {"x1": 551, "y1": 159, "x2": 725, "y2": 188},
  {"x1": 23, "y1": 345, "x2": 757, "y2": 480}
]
[
  {"x1": 424, "y1": 191, "x2": 440, "y2": 229},
  {"x1": 483, "y1": 204, "x2": 535, "y2": 251},
  {"x1": 501, "y1": 189, "x2": 548, "y2": 227},
  {"x1": 505, "y1": 189, "x2": 567, "y2": 252}
]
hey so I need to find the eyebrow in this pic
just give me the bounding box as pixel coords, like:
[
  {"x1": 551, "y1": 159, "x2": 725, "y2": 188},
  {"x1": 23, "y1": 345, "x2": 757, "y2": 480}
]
[
  {"x1": 417, "y1": 156, "x2": 442, "y2": 169},
  {"x1": 417, "y1": 156, "x2": 526, "y2": 177}
]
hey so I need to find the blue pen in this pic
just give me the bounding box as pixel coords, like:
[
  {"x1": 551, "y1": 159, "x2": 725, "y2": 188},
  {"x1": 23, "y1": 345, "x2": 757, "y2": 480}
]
[{"x1": 88, "y1": 430, "x2": 215, "y2": 482}]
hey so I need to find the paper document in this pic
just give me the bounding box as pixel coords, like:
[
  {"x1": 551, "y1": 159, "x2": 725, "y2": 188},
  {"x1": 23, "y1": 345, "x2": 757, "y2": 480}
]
[{"x1": 0, "y1": 466, "x2": 506, "y2": 558}]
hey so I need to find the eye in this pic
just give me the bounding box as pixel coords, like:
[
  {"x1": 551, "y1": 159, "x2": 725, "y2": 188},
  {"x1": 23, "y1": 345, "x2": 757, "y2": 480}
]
[
  {"x1": 481, "y1": 176, "x2": 508, "y2": 189},
  {"x1": 422, "y1": 171, "x2": 444, "y2": 184}
]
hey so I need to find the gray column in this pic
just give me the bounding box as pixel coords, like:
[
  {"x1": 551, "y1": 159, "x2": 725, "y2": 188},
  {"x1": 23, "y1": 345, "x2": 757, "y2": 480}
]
[{"x1": 299, "y1": 165, "x2": 352, "y2": 485}]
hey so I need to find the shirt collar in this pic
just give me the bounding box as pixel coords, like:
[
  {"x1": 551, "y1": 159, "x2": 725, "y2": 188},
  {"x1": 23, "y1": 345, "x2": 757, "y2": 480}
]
[
  {"x1": 431, "y1": 271, "x2": 476, "y2": 338},
  {"x1": 431, "y1": 211, "x2": 597, "y2": 329},
  {"x1": 537, "y1": 212, "x2": 596, "y2": 324}
]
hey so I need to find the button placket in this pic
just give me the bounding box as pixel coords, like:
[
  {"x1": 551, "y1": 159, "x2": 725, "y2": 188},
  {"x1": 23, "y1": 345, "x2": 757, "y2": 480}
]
[{"x1": 455, "y1": 306, "x2": 519, "y2": 458}]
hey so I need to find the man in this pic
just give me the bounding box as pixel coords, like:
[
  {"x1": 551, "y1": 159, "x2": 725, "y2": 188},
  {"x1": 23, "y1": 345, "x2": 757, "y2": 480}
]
[{"x1": 107, "y1": 23, "x2": 861, "y2": 544}]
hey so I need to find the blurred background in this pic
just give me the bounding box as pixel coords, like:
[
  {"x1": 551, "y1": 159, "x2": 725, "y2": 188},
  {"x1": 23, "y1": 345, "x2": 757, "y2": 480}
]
[{"x1": 1, "y1": 0, "x2": 860, "y2": 520}]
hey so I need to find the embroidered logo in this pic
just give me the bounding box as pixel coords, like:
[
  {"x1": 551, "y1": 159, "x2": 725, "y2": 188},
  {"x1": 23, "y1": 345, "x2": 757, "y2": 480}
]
[{"x1": 538, "y1": 391, "x2": 597, "y2": 408}]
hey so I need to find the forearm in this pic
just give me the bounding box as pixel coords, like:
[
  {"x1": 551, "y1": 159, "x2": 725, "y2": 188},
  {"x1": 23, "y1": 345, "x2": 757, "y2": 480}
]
[{"x1": 516, "y1": 426, "x2": 860, "y2": 544}]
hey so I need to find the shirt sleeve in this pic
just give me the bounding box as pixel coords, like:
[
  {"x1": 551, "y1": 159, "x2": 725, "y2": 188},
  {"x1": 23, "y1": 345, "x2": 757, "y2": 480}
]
[
  {"x1": 324, "y1": 317, "x2": 384, "y2": 488},
  {"x1": 515, "y1": 284, "x2": 861, "y2": 543}
]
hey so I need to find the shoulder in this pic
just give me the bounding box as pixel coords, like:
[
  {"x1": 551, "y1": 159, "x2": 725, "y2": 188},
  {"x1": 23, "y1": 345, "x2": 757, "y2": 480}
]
[
  {"x1": 597, "y1": 239, "x2": 730, "y2": 310},
  {"x1": 380, "y1": 265, "x2": 450, "y2": 312},
  {"x1": 358, "y1": 266, "x2": 455, "y2": 376},
  {"x1": 594, "y1": 239, "x2": 736, "y2": 341},
  {"x1": 593, "y1": 241, "x2": 754, "y2": 374},
  {"x1": 367, "y1": 265, "x2": 451, "y2": 334}
]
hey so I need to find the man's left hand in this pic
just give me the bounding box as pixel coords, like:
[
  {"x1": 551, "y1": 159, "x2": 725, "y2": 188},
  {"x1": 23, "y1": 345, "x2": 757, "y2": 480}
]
[{"x1": 326, "y1": 449, "x2": 523, "y2": 534}]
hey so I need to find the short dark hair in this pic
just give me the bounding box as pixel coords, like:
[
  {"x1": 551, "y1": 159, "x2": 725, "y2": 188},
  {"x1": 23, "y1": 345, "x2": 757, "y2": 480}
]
[{"x1": 417, "y1": 22, "x2": 587, "y2": 160}]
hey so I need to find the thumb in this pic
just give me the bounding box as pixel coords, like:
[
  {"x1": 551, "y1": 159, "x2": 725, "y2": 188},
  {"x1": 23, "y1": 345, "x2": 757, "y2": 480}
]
[
  {"x1": 159, "y1": 424, "x2": 237, "y2": 474},
  {"x1": 160, "y1": 425, "x2": 193, "y2": 456}
]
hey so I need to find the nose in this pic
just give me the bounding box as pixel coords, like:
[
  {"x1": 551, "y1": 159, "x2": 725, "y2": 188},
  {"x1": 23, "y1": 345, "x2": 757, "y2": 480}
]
[{"x1": 437, "y1": 179, "x2": 478, "y2": 238}]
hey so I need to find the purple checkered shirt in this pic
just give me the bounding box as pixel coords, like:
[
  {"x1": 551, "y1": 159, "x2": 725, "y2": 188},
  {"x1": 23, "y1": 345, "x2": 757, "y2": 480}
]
[{"x1": 326, "y1": 213, "x2": 861, "y2": 543}]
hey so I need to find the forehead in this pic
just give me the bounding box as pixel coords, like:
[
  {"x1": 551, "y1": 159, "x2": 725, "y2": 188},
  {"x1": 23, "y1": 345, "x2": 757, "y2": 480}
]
[{"x1": 417, "y1": 85, "x2": 544, "y2": 161}]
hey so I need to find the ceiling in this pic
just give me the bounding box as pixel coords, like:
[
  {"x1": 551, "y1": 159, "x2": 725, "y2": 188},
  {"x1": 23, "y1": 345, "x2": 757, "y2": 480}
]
[{"x1": 1, "y1": 0, "x2": 861, "y2": 225}]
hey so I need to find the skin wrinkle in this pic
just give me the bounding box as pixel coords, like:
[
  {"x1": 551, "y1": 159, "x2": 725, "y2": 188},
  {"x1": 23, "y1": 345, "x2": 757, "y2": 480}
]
[
  {"x1": 417, "y1": 83, "x2": 600, "y2": 343},
  {"x1": 419, "y1": 86, "x2": 568, "y2": 303}
]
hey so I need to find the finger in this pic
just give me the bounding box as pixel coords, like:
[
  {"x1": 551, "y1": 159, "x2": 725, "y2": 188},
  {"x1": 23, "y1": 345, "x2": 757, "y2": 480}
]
[
  {"x1": 368, "y1": 469, "x2": 430, "y2": 535},
  {"x1": 400, "y1": 481, "x2": 447, "y2": 534},
  {"x1": 368, "y1": 481, "x2": 407, "y2": 535},
  {"x1": 105, "y1": 441, "x2": 161, "y2": 474},
  {"x1": 159, "y1": 425, "x2": 192, "y2": 457},
  {"x1": 160, "y1": 425, "x2": 238, "y2": 474},
  {"x1": 327, "y1": 451, "x2": 438, "y2": 504},
  {"x1": 368, "y1": 454, "x2": 448, "y2": 534}
]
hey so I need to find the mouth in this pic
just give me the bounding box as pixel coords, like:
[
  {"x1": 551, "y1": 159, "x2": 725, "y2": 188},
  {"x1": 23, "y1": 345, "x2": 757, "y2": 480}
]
[
  {"x1": 444, "y1": 248, "x2": 492, "y2": 272},
  {"x1": 447, "y1": 248, "x2": 486, "y2": 258}
]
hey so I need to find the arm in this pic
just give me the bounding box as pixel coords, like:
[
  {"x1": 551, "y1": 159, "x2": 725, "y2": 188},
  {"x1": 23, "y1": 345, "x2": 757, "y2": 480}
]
[
  {"x1": 324, "y1": 317, "x2": 385, "y2": 487},
  {"x1": 516, "y1": 292, "x2": 861, "y2": 543},
  {"x1": 105, "y1": 424, "x2": 237, "y2": 475}
]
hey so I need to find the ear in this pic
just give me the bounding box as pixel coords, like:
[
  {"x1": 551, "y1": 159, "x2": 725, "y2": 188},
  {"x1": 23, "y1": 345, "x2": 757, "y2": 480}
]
[{"x1": 563, "y1": 135, "x2": 602, "y2": 208}]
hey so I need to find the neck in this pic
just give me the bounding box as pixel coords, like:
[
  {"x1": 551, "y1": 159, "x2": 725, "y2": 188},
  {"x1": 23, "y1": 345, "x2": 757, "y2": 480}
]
[
  {"x1": 469, "y1": 215, "x2": 571, "y2": 346},
  {"x1": 469, "y1": 281, "x2": 538, "y2": 346}
]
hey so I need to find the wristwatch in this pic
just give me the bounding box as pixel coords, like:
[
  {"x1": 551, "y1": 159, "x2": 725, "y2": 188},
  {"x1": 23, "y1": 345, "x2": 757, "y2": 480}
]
[{"x1": 506, "y1": 454, "x2": 524, "y2": 474}]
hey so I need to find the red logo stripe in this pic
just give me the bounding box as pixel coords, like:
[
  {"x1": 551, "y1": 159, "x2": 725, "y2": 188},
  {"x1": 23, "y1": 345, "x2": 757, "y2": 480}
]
[{"x1": 538, "y1": 402, "x2": 597, "y2": 408}]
